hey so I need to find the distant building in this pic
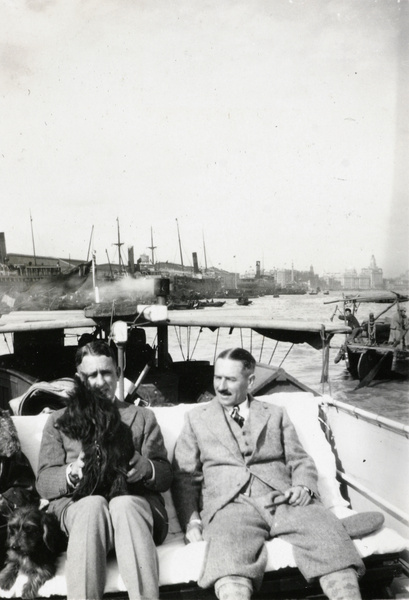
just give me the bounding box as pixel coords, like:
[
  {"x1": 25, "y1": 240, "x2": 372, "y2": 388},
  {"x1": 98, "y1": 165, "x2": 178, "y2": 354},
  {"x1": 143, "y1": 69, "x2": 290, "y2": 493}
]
[
  {"x1": 276, "y1": 269, "x2": 293, "y2": 287},
  {"x1": 341, "y1": 268, "x2": 358, "y2": 289},
  {"x1": 385, "y1": 270, "x2": 409, "y2": 291},
  {"x1": 321, "y1": 273, "x2": 342, "y2": 290},
  {"x1": 341, "y1": 256, "x2": 384, "y2": 290},
  {"x1": 360, "y1": 255, "x2": 383, "y2": 289}
]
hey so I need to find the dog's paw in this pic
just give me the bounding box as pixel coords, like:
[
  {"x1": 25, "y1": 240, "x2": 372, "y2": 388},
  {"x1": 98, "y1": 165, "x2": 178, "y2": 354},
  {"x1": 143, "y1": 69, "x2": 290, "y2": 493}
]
[
  {"x1": 0, "y1": 567, "x2": 18, "y2": 591},
  {"x1": 21, "y1": 580, "x2": 41, "y2": 599}
]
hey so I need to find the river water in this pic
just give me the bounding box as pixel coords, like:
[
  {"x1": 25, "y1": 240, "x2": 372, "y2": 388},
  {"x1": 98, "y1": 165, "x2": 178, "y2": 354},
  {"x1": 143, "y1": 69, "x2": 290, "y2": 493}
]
[
  {"x1": 1, "y1": 293, "x2": 408, "y2": 424},
  {"x1": 148, "y1": 293, "x2": 409, "y2": 426}
]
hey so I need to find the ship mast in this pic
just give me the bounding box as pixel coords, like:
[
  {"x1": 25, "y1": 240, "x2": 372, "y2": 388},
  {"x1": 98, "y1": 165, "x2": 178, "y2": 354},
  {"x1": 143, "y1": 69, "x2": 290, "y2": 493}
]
[
  {"x1": 113, "y1": 217, "x2": 125, "y2": 273},
  {"x1": 148, "y1": 226, "x2": 157, "y2": 271},
  {"x1": 29, "y1": 211, "x2": 37, "y2": 266},
  {"x1": 176, "y1": 218, "x2": 184, "y2": 271},
  {"x1": 86, "y1": 225, "x2": 94, "y2": 262}
]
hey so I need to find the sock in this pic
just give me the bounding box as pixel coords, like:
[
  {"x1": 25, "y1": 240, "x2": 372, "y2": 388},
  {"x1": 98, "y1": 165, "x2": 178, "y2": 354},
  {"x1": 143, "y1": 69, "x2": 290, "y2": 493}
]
[
  {"x1": 320, "y1": 568, "x2": 361, "y2": 600},
  {"x1": 215, "y1": 575, "x2": 253, "y2": 600}
]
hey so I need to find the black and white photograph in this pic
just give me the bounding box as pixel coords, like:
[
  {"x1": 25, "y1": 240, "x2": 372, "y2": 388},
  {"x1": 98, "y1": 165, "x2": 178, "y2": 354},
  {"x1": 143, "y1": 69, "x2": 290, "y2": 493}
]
[{"x1": 0, "y1": 1, "x2": 408, "y2": 599}]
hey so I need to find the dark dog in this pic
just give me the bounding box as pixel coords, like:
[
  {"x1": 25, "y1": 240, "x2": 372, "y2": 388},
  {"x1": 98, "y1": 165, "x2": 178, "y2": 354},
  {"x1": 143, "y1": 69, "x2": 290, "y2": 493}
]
[
  {"x1": 73, "y1": 419, "x2": 135, "y2": 501},
  {"x1": 0, "y1": 506, "x2": 67, "y2": 599},
  {"x1": 56, "y1": 381, "x2": 135, "y2": 502},
  {"x1": 0, "y1": 488, "x2": 39, "y2": 518}
]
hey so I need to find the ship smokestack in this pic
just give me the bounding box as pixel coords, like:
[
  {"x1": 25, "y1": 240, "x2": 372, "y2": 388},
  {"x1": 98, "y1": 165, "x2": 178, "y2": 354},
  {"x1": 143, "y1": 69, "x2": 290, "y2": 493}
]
[
  {"x1": 0, "y1": 233, "x2": 6, "y2": 264},
  {"x1": 192, "y1": 252, "x2": 200, "y2": 274},
  {"x1": 256, "y1": 261, "x2": 261, "y2": 279},
  {"x1": 128, "y1": 246, "x2": 135, "y2": 274}
]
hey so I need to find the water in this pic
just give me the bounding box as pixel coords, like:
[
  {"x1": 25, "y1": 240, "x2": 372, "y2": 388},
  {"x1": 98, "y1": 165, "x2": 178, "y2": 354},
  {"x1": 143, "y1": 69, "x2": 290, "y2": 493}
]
[
  {"x1": 1, "y1": 293, "x2": 408, "y2": 424},
  {"x1": 148, "y1": 293, "x2": 409, "y2": 425}
]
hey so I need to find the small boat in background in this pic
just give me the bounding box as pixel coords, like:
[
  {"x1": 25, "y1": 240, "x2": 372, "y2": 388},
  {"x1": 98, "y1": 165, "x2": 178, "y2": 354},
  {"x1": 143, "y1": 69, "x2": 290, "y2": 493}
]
[
  {"x1": 198, "y1": 299, "x2": 226, "y2": 308},
  {"x1": 236, "y1": 296, "x2": 252, "y2": 306}
]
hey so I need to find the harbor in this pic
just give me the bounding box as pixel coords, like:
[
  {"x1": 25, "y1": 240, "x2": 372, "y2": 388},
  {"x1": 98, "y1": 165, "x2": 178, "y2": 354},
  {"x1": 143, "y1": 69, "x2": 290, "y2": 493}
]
[
  {"x1": 1, "y1": 292, "x2": 408, "y2": 425},
  {"x1": 1, "y1": 1, "x2": 408, "y2": 597}
]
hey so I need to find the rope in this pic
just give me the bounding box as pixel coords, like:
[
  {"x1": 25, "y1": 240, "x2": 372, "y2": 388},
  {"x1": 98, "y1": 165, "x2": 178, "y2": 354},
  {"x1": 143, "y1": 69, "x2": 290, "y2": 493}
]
[
  {"x1": 191, "y1": 327, "x2": 203, "y2": 359},
  {"x1": 213, "y1": 329, "x2": 220, "y2": 364},
  {"x1": 268, "y1": 341, "x2": 279, "y2": 365},
  {"x1": 174, "y1": 327, "x2": 185, "y2": 361},
  {"x1": 109, "y1": 300, "x2": 116, "y2": 331},
  {"x1": 278, "y1": 344, "x2": 294, "y2": 368},
  {"x1": 2, "y1": 333, "x2": 11, "y2": 353},
  {"x1": 259, "y1": 336, "x2": 265, "y2": 362},
  {"x1": 186, "y1": 327, "x2": 191, "y2": 360}
]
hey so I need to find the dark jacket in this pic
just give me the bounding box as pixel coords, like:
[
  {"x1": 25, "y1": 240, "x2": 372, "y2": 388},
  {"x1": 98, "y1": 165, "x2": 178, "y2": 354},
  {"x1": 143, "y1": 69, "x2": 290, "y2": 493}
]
[{"x1": 36, "y1": 401, "x2": 172, "y2": 545}]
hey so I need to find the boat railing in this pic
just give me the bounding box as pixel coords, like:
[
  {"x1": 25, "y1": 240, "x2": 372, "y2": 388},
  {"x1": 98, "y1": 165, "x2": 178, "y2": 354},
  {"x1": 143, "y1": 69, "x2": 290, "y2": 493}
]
[
  {"x1": 337, "y1": 469, "x2": 409, "y2": 529},
  {"x1": 324, "y1": 397, "x2": 409, "y2": 438},
  {"x1": 322, "y1": 396, "x2": 409, "y2": 548}
]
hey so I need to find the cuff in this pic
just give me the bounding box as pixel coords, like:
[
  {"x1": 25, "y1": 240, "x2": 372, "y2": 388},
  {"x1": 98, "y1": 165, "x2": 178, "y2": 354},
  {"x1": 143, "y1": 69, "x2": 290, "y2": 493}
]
[
  {"x1": 144, "y1": 460, "x2": 155, "y2": 484},
  {"x1": 301, "y1": 485, "x2": 315, "y2": 498}
]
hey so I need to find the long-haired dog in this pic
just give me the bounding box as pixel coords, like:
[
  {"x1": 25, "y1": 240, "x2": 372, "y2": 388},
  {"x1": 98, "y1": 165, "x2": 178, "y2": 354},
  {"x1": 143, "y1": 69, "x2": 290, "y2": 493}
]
[
  {"x1": 55, "y1": 380, "x2": 135, "y2": 501},
  {"x1": 0, "y1": 506, "x2": 67, "y2": 599}
]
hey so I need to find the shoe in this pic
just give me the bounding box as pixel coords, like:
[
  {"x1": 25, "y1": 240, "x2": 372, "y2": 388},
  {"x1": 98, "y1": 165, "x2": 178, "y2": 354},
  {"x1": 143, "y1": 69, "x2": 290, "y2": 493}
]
[{"x1": 340, "y1": 512, "x2": 384, "y2": 538}]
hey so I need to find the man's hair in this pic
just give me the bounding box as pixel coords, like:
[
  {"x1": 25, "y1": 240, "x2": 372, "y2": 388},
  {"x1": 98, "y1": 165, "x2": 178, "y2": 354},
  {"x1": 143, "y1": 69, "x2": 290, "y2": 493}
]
[
  {"x1": 216, "y1": 348, "x2": 256, "y2": 374},
  {"x1": 345, "y1": 308, "x2": 352, "y2": 314},
  {"x1": 75, "y1": 340, "x2": 117, "y2": 368}
]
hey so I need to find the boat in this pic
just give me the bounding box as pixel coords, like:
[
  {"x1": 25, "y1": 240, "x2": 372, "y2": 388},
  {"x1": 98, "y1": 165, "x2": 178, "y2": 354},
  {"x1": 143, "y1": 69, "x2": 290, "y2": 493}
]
[
  {"x1": 277, "y1": 285, "x2": 307, "y2": 295},
  {"x1": 236, "y1": 296, "x2": 252, "y2": 306},
  {"x1": 0, "y1": 261, "x2": 93, "y2": 312},
  {"x1": 325, "y1": 291, "x2": 409, "y2": 387},
  {"x1": 197, "y1": 299, "x2": 226, "y2": 308},
  {"x1": 0, "y1": 281, "x2": 408, "y2": 598},
  {"x1": 167, "y1": 300, "x2": 204, "y2": 310}
]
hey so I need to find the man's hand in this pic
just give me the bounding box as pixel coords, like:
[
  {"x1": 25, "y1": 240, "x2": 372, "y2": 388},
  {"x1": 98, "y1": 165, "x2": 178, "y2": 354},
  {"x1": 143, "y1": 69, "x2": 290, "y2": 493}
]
[
  {"x1": 127, "y1": 451, "x2": 153, "y2": 483},
  {"x1": 184, "y1": 520, "x2": 204, "y2": 544},
  {"x1": 71, "y1": 452, "x2": 85, "y2": 479},
  {"x1": 276, "y1": 485, "x2": 312, "y2": 507}
]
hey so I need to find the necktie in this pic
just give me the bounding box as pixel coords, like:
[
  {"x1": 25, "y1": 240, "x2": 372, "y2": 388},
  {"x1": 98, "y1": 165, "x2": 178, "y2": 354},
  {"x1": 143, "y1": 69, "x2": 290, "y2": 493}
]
[{"x1": 231, "y1": 405, "x2": 244, "y2": 428}]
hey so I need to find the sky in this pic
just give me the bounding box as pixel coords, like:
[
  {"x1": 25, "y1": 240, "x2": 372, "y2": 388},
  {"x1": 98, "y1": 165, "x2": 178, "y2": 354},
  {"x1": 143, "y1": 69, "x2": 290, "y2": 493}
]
[{"x1": 1, "y1": 0, "x2": 408, "y2": 278}]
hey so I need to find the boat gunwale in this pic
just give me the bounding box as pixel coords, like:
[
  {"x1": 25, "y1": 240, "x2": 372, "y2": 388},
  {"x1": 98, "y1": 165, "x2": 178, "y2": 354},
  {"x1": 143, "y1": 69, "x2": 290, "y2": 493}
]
[{"x1": 324, "y1": 397, "x2": 409, "y2": 437}]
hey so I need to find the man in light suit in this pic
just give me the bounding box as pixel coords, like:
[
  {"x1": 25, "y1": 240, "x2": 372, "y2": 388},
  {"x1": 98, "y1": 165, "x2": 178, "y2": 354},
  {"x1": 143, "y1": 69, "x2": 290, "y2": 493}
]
[{"x1": 172, "y1": 348, "x2": 365, "y2": 600}]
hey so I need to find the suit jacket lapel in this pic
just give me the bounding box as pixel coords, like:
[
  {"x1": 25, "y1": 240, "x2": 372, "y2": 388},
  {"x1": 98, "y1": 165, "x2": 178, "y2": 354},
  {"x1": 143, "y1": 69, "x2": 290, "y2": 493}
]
[
  {"x1": 201, "y1": 399, "x2": 243, "y2": 459},
  {"x1": 247, "y1": 396, "x2": 271, "y2": 459}
]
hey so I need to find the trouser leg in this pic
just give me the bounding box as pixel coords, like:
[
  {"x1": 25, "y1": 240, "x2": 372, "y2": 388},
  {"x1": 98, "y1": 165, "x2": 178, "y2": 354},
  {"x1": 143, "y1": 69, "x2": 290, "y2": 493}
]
[
  {"x1": 199, "y1": 499, "x2": 269, "y2": 590},
  {"x1": 272, "y1": 502, "x2": 365, "y2": 582},
  {"x1": 63, "y1": 496, "x2": 114, "y2": 600},
  {"x1": 110, "y1": 495, "x2": 159, "y2": 600}
]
